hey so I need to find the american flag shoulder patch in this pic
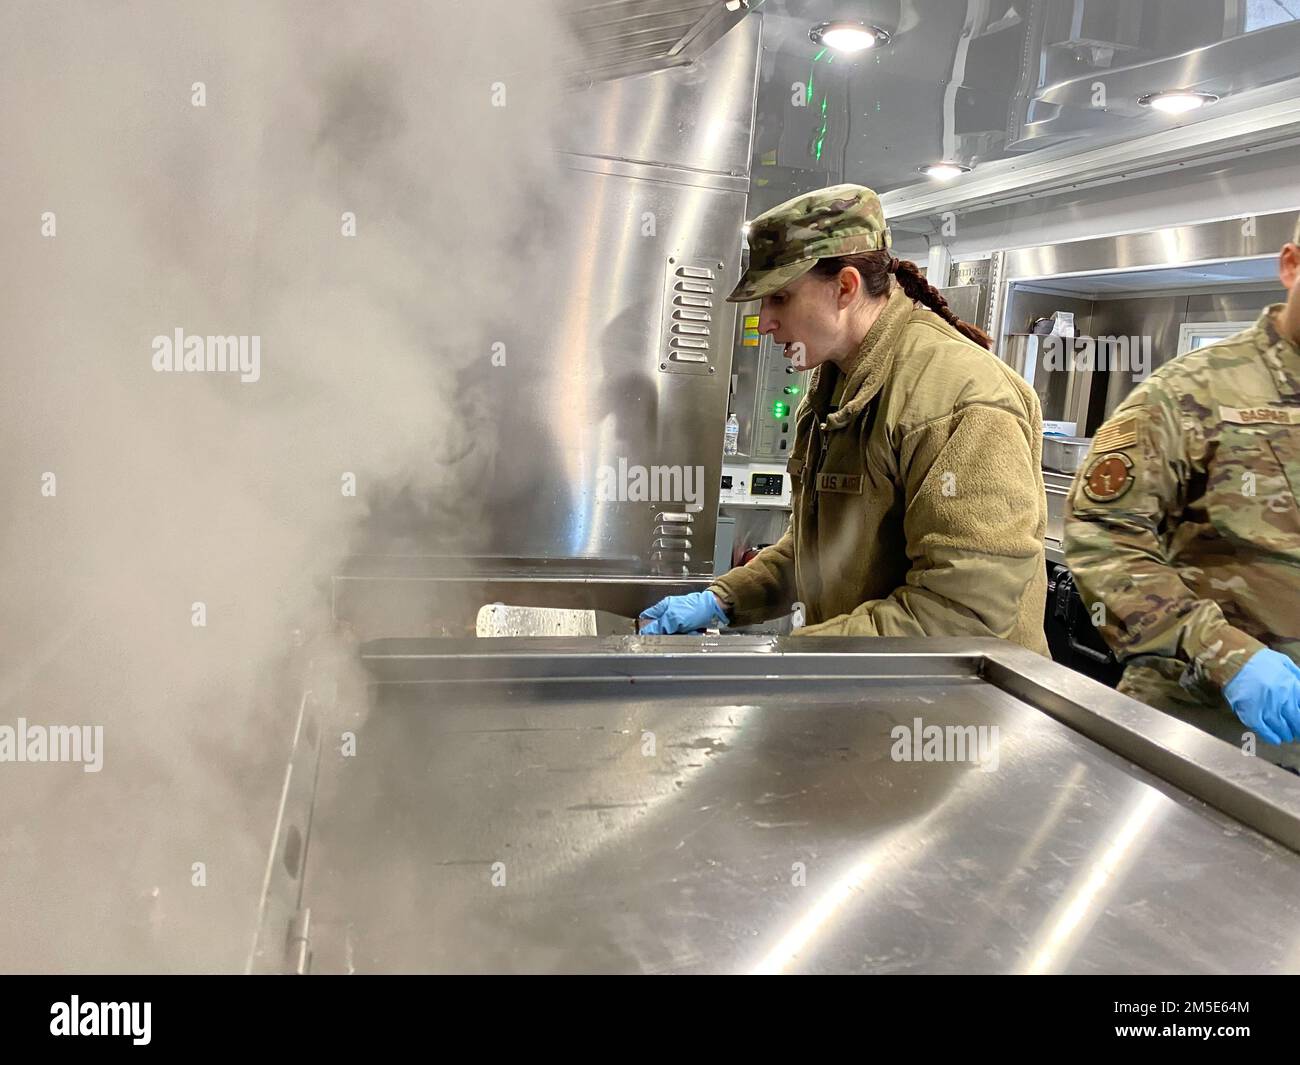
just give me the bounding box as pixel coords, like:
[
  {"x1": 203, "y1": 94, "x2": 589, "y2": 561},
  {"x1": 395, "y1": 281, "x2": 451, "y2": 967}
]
[{"x1": 1092, "y1": 416, "x2": 1137, "y2": 452}]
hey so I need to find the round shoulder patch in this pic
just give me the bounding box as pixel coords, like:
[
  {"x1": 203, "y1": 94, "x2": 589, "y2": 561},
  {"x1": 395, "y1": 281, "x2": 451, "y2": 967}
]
[{"x1": 1081, "y1": 451, "x2": 1135, "y2": 503}]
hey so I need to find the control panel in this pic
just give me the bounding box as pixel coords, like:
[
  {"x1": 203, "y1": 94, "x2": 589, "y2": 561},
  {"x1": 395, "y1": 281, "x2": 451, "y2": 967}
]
[
  {"x1": 750, "y1": 325, "x2": 803, "y2": 457},
  {"x1": 720, "y1": 463, "x2": 792, "y2": 508},
  {"x1": 733, "y1": 310, "x2": 809, "y2": 460}
]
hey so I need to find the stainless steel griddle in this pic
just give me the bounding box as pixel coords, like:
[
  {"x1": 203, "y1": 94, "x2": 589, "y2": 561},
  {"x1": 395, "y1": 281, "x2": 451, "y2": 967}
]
[{"x1": 250, "y1": 637, "x2": 1300, "y2": 974}]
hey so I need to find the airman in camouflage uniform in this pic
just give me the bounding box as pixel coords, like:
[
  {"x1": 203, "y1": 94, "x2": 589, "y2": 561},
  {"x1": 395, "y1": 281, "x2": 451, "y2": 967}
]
[{"x1": 1064, "y1": 217, "x2": 1300, "y2": 768}]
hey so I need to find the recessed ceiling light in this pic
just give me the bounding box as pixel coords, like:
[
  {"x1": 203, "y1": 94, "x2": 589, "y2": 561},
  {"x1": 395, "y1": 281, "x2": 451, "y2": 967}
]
[
  {"x1": 919, "y1": 162, "x2": 972, "y2": 181},
  {"x1": 809, "y1": 21, "x2": 892, "y2": 54},
  {"x1": 1137, "y1": 90, "x2": 1219, "y2": 114}
]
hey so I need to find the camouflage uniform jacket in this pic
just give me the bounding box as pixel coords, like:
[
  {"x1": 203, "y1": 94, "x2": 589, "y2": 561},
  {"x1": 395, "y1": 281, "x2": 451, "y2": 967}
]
[{"x1": 1064, "y1": 306, "x2": 1300, "y2": 760}]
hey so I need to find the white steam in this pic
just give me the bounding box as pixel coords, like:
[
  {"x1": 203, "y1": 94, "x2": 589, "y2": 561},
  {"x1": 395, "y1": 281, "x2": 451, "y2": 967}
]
[{"x1": 0, "y1": 0, "x2": 577, "y2": 971}]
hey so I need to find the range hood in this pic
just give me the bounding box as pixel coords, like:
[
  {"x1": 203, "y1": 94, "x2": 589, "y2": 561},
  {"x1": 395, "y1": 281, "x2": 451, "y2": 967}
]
[{"x1": 561, "y1": 0, "x2": 753, "y2": 82}]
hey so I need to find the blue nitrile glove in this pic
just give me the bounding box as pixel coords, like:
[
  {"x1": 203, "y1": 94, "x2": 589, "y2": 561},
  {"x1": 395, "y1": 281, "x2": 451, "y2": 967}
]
[
  {"x1": 638, "y1": 591, "x2": 729, "y2": 635},
  {"x1": 1223, "y1": 649, "x2": 1300, "y2": 745}
]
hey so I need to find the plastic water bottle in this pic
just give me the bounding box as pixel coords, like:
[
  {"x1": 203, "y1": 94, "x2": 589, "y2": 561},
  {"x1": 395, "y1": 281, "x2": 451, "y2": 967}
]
[{"x1": 724, "y1": 413, "x2": 740, "y2": 456}]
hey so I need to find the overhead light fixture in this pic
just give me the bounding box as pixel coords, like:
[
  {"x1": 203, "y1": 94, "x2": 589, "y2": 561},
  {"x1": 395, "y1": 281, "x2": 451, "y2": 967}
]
[
  {"x1": 809, "y1": 20, "x2": 891, "y2": 53},
  {"x1": 919, "y1": 162, "x2": 972, "y2": 181},
  {"x1": 1137, "y1": 90, "x2": 1219, "y2": 114}
]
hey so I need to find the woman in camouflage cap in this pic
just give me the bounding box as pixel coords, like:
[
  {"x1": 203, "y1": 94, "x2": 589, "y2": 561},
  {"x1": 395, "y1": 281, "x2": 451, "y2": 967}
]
[{"x1": 641, "y1": 184, "x2": 1050, "y2": 652}]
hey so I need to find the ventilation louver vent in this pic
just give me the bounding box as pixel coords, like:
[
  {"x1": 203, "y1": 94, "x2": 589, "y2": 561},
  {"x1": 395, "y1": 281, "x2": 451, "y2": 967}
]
[
  {"x1": 650, "y1": 511, "x2": 694, "y2": 572},
  {"x1": 658, "y1": 257, "x2": 721, "y2": 376}
]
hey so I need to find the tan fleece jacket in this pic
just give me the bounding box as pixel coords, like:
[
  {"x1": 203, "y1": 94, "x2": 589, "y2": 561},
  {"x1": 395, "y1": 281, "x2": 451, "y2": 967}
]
[{"x1": 710, "y1": 285, "x2": 1049, "y2": 653}]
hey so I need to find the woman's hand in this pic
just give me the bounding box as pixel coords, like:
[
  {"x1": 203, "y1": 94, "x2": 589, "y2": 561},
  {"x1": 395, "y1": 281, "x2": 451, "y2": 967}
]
[{"x1": 638, "y1": 591, "x2": 730, "y2": 635}]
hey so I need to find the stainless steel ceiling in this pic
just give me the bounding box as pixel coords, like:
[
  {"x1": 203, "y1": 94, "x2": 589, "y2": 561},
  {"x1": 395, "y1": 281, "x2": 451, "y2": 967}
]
[{"x1": 743, "y1": 0, "x2": 1300, "y2": 214}]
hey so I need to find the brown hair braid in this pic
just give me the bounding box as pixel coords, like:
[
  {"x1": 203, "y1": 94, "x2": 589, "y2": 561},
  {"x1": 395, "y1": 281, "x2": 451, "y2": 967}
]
[{"x1": 807, "y1": 250, "x2": 994, "y2": 350}]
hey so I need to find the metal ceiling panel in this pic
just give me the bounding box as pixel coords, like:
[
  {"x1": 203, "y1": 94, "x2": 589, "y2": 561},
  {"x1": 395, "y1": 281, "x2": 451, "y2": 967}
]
[{"x1": 748, "y1": 0, "x2": 1300, "y2": 214}]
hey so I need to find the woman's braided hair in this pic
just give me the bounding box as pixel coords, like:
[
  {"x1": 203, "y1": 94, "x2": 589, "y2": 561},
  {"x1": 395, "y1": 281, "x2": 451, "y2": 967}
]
[{"x1": 807, "y1": 250, "x2": 993, "y2": 350}]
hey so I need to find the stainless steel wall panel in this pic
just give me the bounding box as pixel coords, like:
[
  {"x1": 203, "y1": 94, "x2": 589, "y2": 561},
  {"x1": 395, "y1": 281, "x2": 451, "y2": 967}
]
[
  {"x1": 1091, "y1": 294, "x2": 1189, "y2": 370},
  {"x1": 359, "y1": 20, "x2": 761, "y2": 579},
  {"x1": 472, "y1": 21, "x2": 761, "y2": 574},
  {"x1": 1080, "y1": 285, "x2": 1278, "y2": 417}
]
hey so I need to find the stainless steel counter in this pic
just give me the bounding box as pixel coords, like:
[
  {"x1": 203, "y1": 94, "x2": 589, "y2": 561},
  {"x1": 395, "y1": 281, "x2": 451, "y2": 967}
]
[{"x1": 252, "y1": 637, "x2": 1300, "y2": 974}]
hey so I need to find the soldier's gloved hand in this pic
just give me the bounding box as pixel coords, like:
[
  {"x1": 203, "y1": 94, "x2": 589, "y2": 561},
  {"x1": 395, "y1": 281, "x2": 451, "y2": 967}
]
[
  {"x1": 1223, "y1": 649, "x2": 1300, "y2": 745},
  {"x1": 638, "y1": 591, "x2": 729, "y2": 635}
]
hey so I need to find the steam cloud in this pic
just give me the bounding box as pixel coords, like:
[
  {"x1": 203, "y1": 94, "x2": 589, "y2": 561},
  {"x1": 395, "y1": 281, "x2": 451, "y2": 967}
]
[{"x1": 0, "y1": 0, "x2": 577, "y2": 971}]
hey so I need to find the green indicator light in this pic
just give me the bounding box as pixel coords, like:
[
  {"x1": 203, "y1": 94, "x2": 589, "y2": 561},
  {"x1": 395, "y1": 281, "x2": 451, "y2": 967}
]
[
  {"x1": 772, "y1": 400, "x2": 789, "y2": 419},
  {"x1": 783, "y1": 385, "x2": 800, "y2": 395}
]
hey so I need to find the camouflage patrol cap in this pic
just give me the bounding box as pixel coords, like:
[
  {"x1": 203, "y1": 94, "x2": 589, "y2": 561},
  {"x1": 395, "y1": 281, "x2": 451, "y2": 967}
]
[{"x1": 728, "y1": 184, "x2": 892, "y2": 302}]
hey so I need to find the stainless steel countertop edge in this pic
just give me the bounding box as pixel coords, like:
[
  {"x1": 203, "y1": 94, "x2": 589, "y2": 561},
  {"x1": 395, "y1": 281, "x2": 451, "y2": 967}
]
[{"x1": 981, "y1": 641, "x2": 1300, "y2": 855}]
